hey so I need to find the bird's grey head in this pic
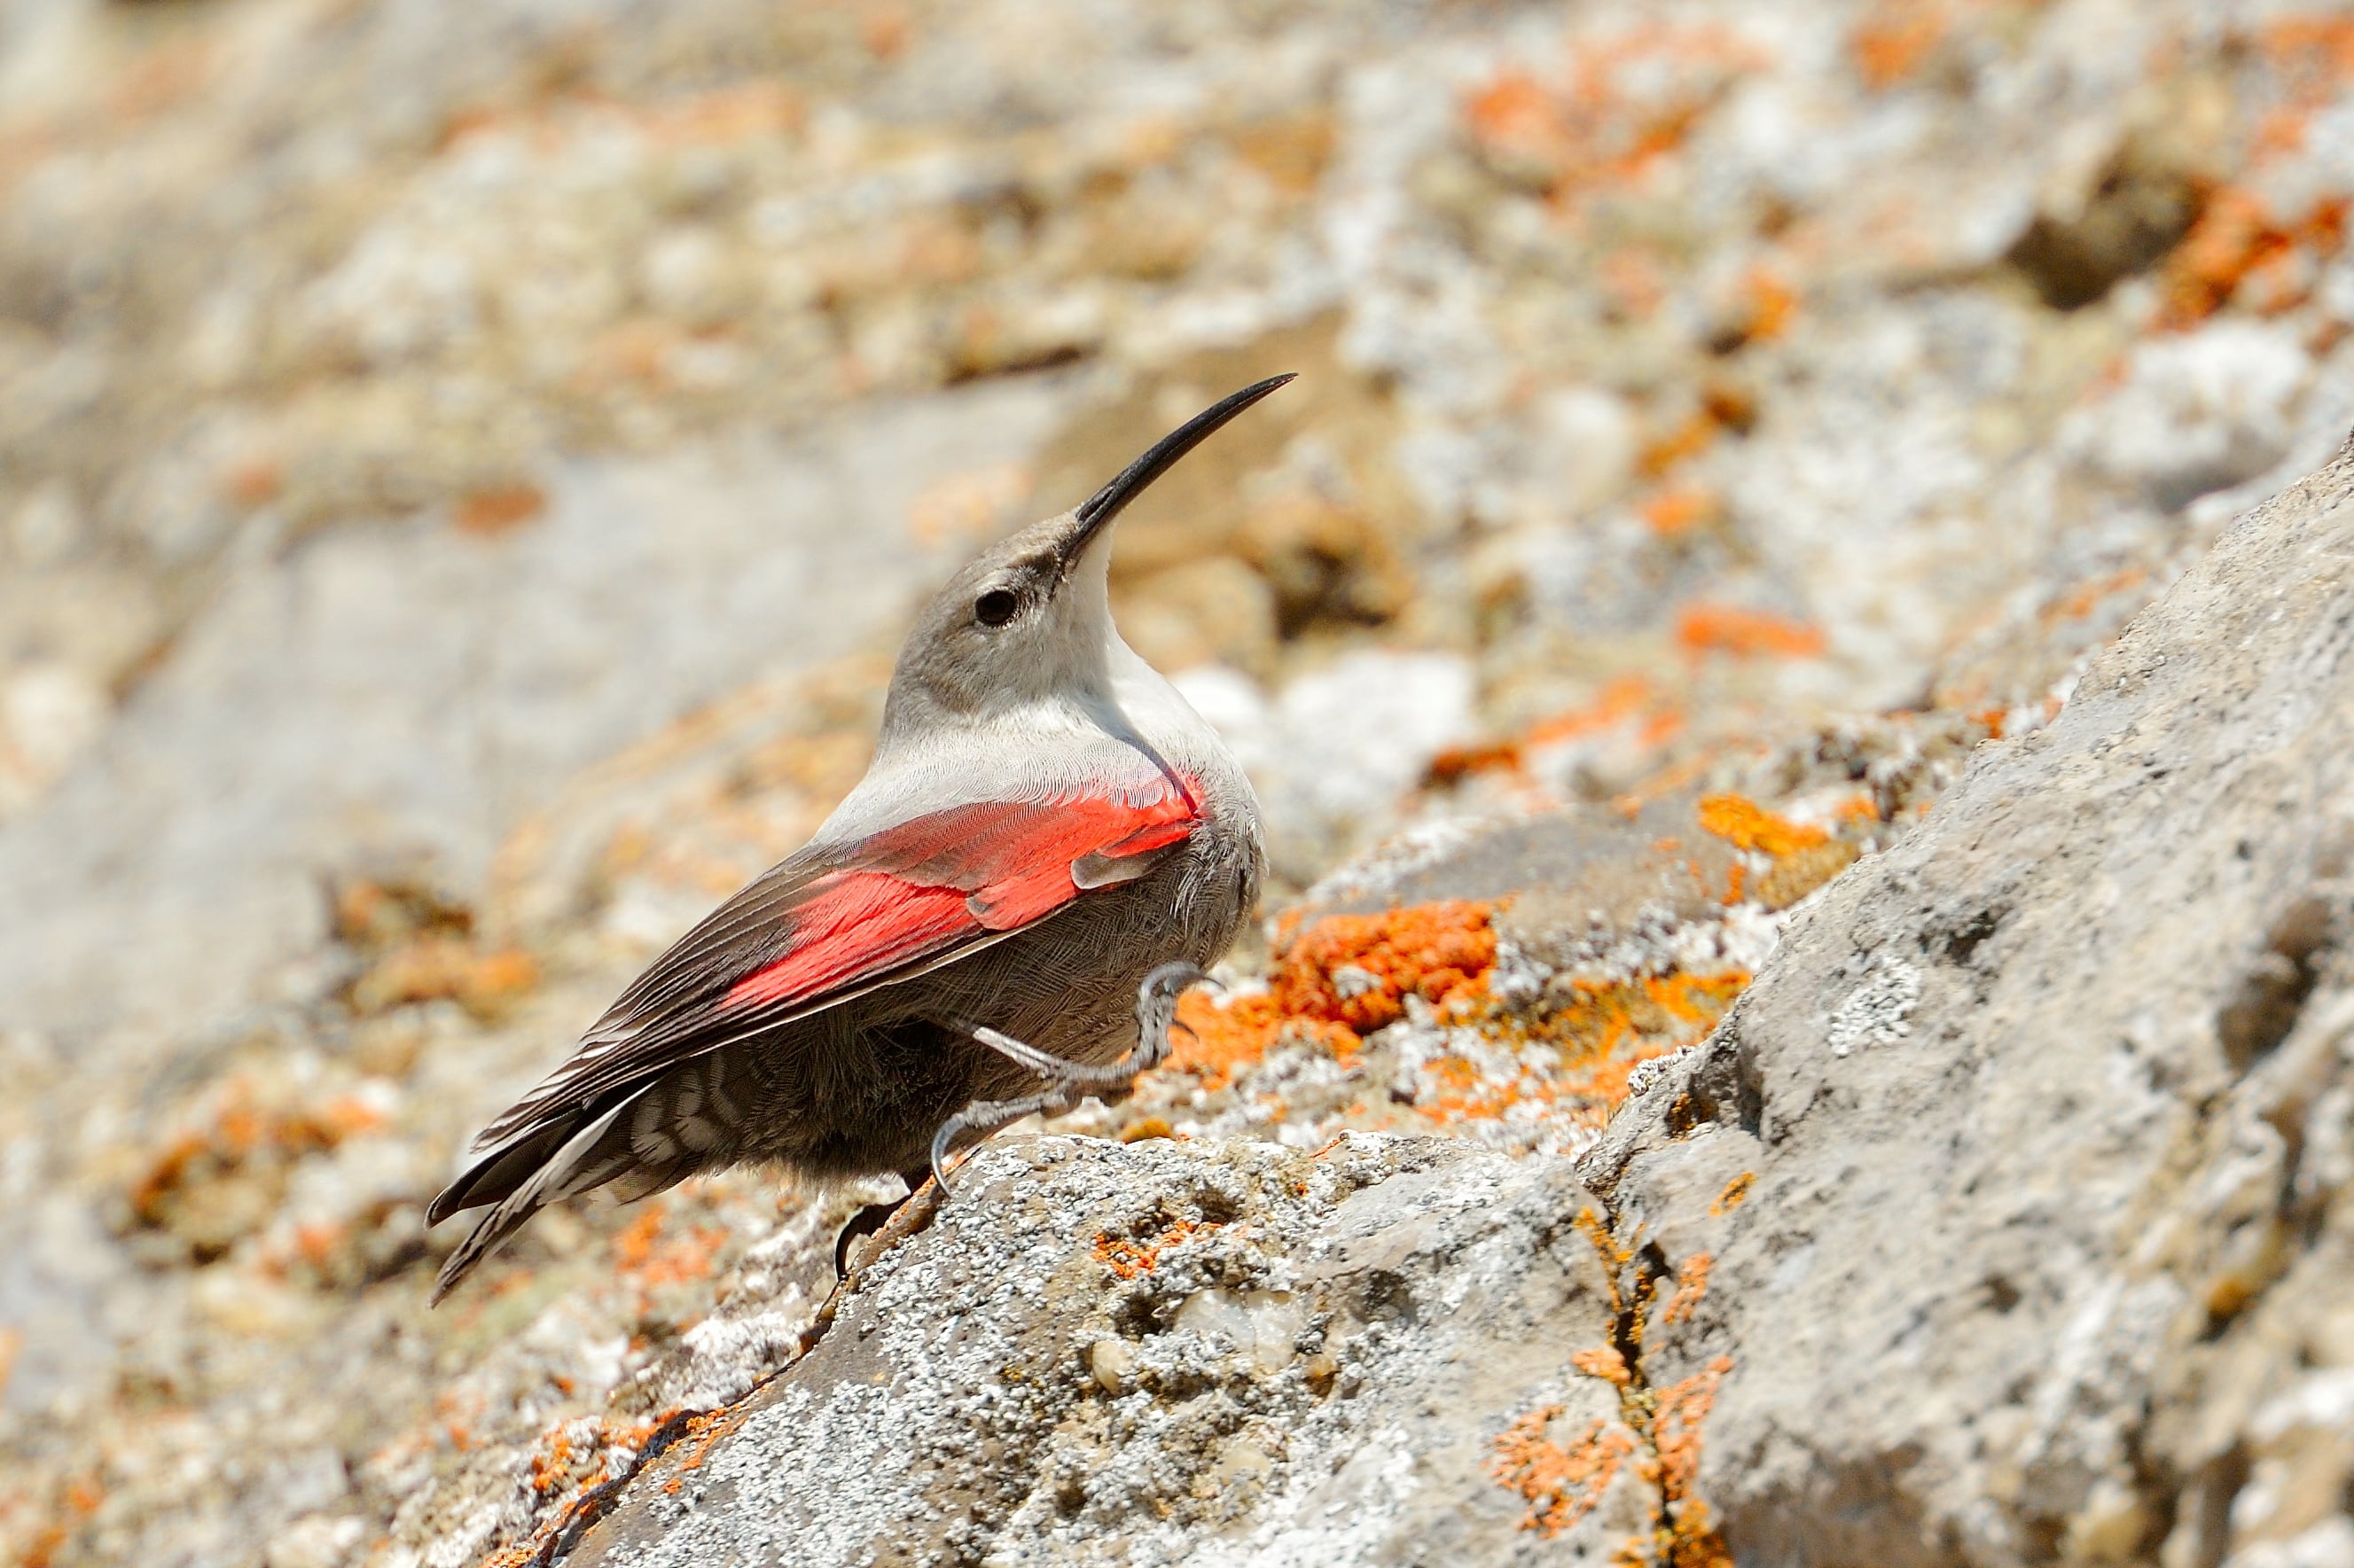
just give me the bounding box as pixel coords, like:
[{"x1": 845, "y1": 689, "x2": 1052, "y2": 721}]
[{"x1": 881, "y1": 374, "x2": 1294, "y2": 732}]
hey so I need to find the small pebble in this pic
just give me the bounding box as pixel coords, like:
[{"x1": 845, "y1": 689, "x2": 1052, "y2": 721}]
[{"x1": 1089, "y1": 1338, "x2": 1136, "y2": 1394}]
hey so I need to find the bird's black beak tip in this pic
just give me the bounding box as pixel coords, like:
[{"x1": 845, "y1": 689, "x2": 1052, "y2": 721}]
[{"x1": 1066, "y1": 373, "x2": 1299, "y2": 550}]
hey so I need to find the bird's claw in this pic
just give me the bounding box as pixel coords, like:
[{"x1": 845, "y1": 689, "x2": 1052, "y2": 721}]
[
  {"x1": 1136, "y1": 961, "x2": 1216, "y2": 1067},
  {"x1": 929, "y1": 1084, "x2": 1075, "y2": 1197}
]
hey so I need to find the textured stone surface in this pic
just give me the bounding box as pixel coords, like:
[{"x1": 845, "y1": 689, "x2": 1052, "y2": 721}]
[
  {"x1": 14, "y1": 0, "x2": 2354, "y2": 1564},
  {"x1": 1582, "y1": 438, "x2": 2354, "y2": 1565},
  {"x1": 573, "y1": 1135, "x2": 1635, "y2": 1568},
  {"x1": 386, "y1": 427, "x2": 2354, "y2": 1567}
]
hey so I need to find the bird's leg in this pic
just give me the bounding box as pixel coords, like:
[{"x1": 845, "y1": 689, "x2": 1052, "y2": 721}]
[
  {"x1": 956, "y1": 962, "x2": 1213, "y2": 1087},
  {"x1": 930, "y1": 962, "x2": 1214, "y2": 1193}
]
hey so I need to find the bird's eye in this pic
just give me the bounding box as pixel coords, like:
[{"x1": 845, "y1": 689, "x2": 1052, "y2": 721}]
[{"x1": 974, "y1": 589, "x2": 1020, "y2": 627}]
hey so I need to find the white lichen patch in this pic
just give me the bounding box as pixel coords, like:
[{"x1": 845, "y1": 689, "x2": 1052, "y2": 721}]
[{"x1": 1827, "y1": 956, "x2": 1926, "y2": 1057}]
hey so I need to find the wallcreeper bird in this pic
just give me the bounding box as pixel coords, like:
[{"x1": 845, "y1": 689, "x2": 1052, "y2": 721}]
[{"x1": 426, "y1": 376, "x2": 1286, "y2": 1300}]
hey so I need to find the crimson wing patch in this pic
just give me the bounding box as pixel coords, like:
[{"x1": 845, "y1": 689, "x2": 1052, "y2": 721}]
[{"x1": 720, "y1": 791, "x2": 1199, "y2": 1010}]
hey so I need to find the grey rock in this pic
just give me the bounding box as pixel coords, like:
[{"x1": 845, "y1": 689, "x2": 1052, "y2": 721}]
[
  {"x1": 567, "y1": 1135, "x2": 1641, "y2": 1567},
  {"x1": 1581, "y1": 437, "x2": 2354, "y2": 1564}
]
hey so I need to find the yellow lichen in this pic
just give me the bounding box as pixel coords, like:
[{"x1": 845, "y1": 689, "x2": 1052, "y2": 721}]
[
  {"x1": 1695, "y1": 793, "x2": 1828, "y2": 857},
  {"x1": 1166, "y1": 901, "x2": 1497, "y2": 1088},
  {"x1": 1662, "y1": 1252, "x2": 1712, "y2": 1326},
  {"x1": 1487, "y1": 1407, "x2": 1638, "y2": 1538}
]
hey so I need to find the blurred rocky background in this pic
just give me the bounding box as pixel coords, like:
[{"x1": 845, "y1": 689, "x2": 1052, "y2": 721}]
[{"x1": 6, "y1": 0, "x2": 2354, "y2": 1563}]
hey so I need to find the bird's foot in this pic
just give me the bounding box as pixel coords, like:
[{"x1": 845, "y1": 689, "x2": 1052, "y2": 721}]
[
  {"x1": 929, "y1": 1087, "x2": 1076, "y2": 1195},
  {"x1": 1134, "y1": 960, "x2": 1214, "y2": 1073}
]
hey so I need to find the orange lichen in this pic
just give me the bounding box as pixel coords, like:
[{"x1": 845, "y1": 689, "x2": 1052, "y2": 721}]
[
  {"x1": 1092, "y1": 1218, "x2": 1217, "y2": 1280},
  {"x1": 1466, "y1": 72, "x2": 1561, "y2": 167},
  {"x1": 1164, "y1": 990, "x2": 1347, "y2": 1092},
  {"x1": 1462, "y1": 27, "x2": 1764, "y2": 209},
  {"x1": 355, "y1": 936, "x2": 538, "y2": 1017},
  {"x1": 1638, "y1": 410, "x2": 1721, "y2": 477},
  {"x1": 611, "y1": 1203, "x2": 728, "y2": 1290},
  {"x1": 1422, "y1": 738, "x2": 1525, "y2": 786},
  {"x1": 859, "y1": 1, "x2": 911, "y2": 58},
  {"x1": 2044, "y1": 566, "x2": 2149, "y2": 624},
  {"x1": 1423, "y1": 970, "x2": 1750, "y2": 1130},
  {"x1": 15, "y1": 1471, "x2": 105, "y2": 1568},
  {"x1": 125, "y1": 1090, "x2": 386, "y2": 1232},
  {"x1": 454, "y1": 482, "x2": 548, "y2": 536},
  {"x1": 528, "y1": 1427, "x2": 580, "y2": 1495},
  {"x1": 1662, "y1": 1252, "x2": 1712, "y2": 1326},
  {"x1": 2261, "y1": 15, "x2": 2354, "y2": 73},
  {"x1": 662, "y1": 1408, "x2": 753, "y2": 1494},
  {"x1": 1558, "y1": 1193, "x2": 1741, "y2": 1564},
  {"x1": 1642, "y1": 486, "x2": 1719, "y2": 537},
  {"x1": 221, "y1": 456, "x2": 284, "y2": 507},
  {"x1": 1834, "y1": 792, "x2": 1883, "y2": 825},
  {"x1": 292, "y1": 1222, "x2": 343, "y2": 1269},
  {"x1": 1527, "y1": 675, "x2": 1660, "y2": 748},
  {"x1": 1850, "y1": 0, "x2": 1948, "y2": 90},
  {"x1": 1488, "y1": 1407, "x2": 1638, "y2": 1537},
  {"x1": 489, "y1": 1412, "x2": 684, "y2": 1564},
  {"x1": 1696, "y1": 793, "x2": 1829, "y2": 858},
  {"x1": 2158, "y1": 184, "x2": 2347, "y2": 328},
  {"x1": 1709, "y1": 1173, "x2": 1755, "y2": 1216},
  {"x1": 334, "y1": 878, "x2": 540, "y2": 1018},
  {"x1": 1168, "y1": 902, "x2": 1498, "y2": 1088},
  {"x1": 1432, "y1": 677, "x2": 1682, "y2": 785},
  {"x1": 1288, "y1": 902, "x2": 1497, "y2": 1032},
  {"x1": 1654, "y1": 1355, "x2": 1737, "y2": 1561},
  {"x1": 1740, "y1": 264, "x2": 1799, "y2": 342},
  {"x1": 1675, "y1": 602, "x2": 1826, "y2": 659},
  {"x1": 1572, "y1": 1345, "x2": 1631, "y2": 1385}
]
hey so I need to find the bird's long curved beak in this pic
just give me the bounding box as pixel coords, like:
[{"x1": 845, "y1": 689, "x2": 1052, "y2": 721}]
[{"x1": 1057, "y1": 372, "x2": 1296, "y2": 576}]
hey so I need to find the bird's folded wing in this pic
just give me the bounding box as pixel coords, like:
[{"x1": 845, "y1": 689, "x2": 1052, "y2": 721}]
[{"x1": 458, "y1": 784, "x2": 1200, "y2": 1161}]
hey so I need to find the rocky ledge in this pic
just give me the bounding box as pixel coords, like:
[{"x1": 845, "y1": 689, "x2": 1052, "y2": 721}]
[{"x1": 378, "y1": 433, "x2": 2354, "y2": 1567}]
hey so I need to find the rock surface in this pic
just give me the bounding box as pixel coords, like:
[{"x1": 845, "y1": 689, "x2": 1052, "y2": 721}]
[
  {"x1": 413, "y1": 429, "x2": 2354, "y2": 1565},
  {"x1": 12, "y1": 0, "x2": 2354, "y2": 1564},
  {"x1": 576, "y1": 1136, "x2": 1631, "y2": 1568},
  {"x1": 1579, "y1": 435, "x2": 2354, "y2": 1564}
]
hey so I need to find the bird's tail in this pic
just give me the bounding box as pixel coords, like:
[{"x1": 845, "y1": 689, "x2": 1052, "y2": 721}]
[{"x1": 427, "y1": 1091, "x2": 648, "y2": 1304}]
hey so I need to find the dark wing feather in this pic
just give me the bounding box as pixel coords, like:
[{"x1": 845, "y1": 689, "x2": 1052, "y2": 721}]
[{"x1": 429, "y1": 785, "x2": 1199, "y2": 1226}]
